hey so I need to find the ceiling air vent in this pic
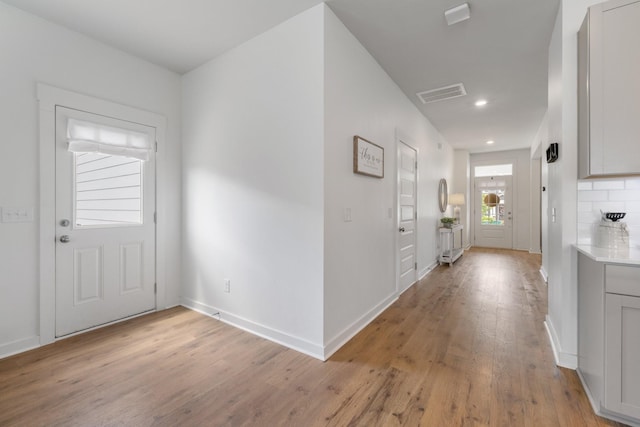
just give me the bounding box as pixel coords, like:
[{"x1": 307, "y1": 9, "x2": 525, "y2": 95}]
[{"x1": 417, "y1": 83, "x2": 467, "y2": 104}]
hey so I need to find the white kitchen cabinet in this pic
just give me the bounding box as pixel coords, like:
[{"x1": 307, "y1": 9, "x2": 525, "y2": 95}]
[
  {"x1": 604, "y1": 264, "x2": 640, "y2": 420},
  {"x1": 605, "y1": 293, "x2": 640, "y2": 419},
  {"x1": 578, "y1": 0, "x2": 640, "y2": 178},
  {"x1": 577, "y1": 252, "x2": 640, "y2": 425}
]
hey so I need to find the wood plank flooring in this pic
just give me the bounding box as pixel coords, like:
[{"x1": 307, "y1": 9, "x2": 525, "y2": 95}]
[{"x1": 0, "y1": 248, "x2": 625, "y2": 426}]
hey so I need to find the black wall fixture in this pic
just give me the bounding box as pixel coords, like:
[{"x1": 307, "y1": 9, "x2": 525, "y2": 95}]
[{"x1": 546, "y1": 143, "x2": 559, "y2": 163}]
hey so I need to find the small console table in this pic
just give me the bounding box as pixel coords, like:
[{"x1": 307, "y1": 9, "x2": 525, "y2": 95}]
[{"x1": 439, "y1": 225, "x2": 463, "y2": 266}]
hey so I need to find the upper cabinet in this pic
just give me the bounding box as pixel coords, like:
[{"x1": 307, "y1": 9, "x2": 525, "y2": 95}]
[{"x1": 578, "y1": 0, "x2": 640, "y2": 178}]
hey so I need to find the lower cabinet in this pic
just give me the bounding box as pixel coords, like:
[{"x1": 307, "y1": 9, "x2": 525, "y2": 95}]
[
  {"x1": 578, "y1": 253, "x2": 640, "y2": 425},
  {"x1": 605, "y1": 293, "x2": 640, "y2": 419}
]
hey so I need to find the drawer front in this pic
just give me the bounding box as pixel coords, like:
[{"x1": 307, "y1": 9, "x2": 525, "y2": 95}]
[{"x1": 606, "y1": 265, "x2": 640, "y2": 297}]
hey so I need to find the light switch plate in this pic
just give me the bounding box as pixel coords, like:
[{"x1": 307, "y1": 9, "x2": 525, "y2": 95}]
[{"x1": 344, "y1": 207, "x2": 352, "y2": 222}]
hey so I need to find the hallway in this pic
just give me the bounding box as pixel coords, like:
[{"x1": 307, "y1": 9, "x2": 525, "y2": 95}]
[{"x1": 0, "y1": 248, "x2": 621, "y2": 426}]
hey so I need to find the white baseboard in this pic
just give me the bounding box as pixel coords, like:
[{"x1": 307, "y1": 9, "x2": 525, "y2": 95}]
[
  {"x1": 577, "y1": 369, "x2": 640, "y2": 427},
  {"x1": 529, "y1": 249, "x2": 542, "y2": 254},
  {"x1": 544, "y1": 316, "x2": 577, "y2": 369},
  {"x1": 577, "y1": 368, "x2": 601, "y2": 415},
  {"x1": 418, "y1": 260, "x2": 438, "y2": 281},
  {"x1": 539, "y1": 267, "x2": 548, "y2": 283},
  {"x1": 323, "y1": 292, "x2": 398, "y2": 360},
  {"x1": 181, "y1": 297, "x2": 325, "y2": 361},
  {"x1": 0, "y1": 336, "x2": 40, "y2": 360}
]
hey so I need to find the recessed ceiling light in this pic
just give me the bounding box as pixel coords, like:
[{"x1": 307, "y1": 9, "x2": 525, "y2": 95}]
[
  {"x1": 486, "y1": 140, "x2": 495, "y2": 145},
  {"x1": 475, "y1": 99, "x2": 487, "y2": 107}
]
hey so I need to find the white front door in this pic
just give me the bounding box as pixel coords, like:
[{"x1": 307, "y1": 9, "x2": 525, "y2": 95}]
[
  {"x1": 55, "y1": 107, "x2": 156, "y2": 337},
  {"x1": 474, "y1": 176, "x2": 513, "y2": 249},
  {"x1": 397, "y1": 141, "x2": 417, "y2": 292}
]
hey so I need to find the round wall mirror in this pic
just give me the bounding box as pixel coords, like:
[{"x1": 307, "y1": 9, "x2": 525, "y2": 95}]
[{"x1": 438, "y1": 178, "x2": 448, "y2": 213}]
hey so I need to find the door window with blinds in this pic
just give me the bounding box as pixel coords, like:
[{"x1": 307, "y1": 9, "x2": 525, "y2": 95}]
[
  {"x1": 66, "y1": 118, "x2": 153, "y2": 228},
  {"x1": 74, "y1": 153, "x2": 143, "y2": 226}
]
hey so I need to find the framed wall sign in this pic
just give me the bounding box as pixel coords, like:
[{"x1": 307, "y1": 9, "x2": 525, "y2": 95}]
[{"x1": 353, "y1": 135, "x2": 384, "y2": 178}]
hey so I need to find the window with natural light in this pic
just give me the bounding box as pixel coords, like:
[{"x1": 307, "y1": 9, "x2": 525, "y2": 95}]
[
  {"x1": 474, "y1": 164, "x2": 512, "y2": 177},
  {"x1": 480, "y1": 189, "x2": 505, "y2": 225}
]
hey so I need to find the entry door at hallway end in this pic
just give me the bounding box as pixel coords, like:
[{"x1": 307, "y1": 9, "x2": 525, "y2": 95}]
[
  {"x1": 55, "y1": 106, "x2": 156, "y2": 337},
  {"x1": 398, "y1": 142, "x2": 417, "y2": 292},
  {"x1": 474, "y1": 175, "x2": 513, "y2": 249}
]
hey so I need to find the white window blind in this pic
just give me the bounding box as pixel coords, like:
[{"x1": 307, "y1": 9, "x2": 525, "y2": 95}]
[
  {"x1": 75, "y1": 152, "x2": 143, "y2": 227},
  {"x1": 67, "y1": 118, "x2": 152, "y2": 161}
]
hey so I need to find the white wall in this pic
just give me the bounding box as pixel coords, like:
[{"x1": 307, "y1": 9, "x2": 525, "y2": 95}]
[
  {"x1": 544, "y1": 0, "x2": 603, "y2": 369},
  {"x1": 530, "y1": 158, "x2": 542, "y2": 254},
  {"x1": 181, "y1": 6, "x2": 325, "y2": 357},
  {"x1": 180, "y1": 4, "x2": 454, "y2": 359},
  {"x1": 530, "y1": 113, "x2": 547, "y2": 255},
  {"x1": 322, "y1": 5, "x2": 453, "y2": 352},
  {"x1": 453, "y1": 151, "x2": 471, "y2": 248},
  {"x1": 470, "y1": 149, "x2": 532, "y2": 251},
  {"x1": 0, "y1": 3, "x2": 182, "y2": 358}
]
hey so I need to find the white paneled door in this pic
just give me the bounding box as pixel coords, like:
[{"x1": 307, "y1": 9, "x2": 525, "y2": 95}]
[
  {"x1": 397, "y1": 141, "x2": 417, "y2": 292},
  {"x1": 474, "y1": 176, "x2": 513, "y2": 249},
  {"x1": 55, "y1": 107, "x2": 156, "y2": 337}
]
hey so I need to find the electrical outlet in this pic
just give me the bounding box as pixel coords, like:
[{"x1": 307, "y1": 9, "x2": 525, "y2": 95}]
[{"x1": 224, "y1": 279, "x2": 230, "y2": 293}]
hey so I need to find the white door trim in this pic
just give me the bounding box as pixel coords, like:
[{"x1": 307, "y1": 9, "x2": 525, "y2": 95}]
[
  {"x1": 395, "y1": 128, "x2": 418, "y2": 294},
  {"x1": 469, "y1": 158, "x2": 517, "y2": 249},
  {"x1": 37, "y1": 83, "x2": 168, "y2": 345}
]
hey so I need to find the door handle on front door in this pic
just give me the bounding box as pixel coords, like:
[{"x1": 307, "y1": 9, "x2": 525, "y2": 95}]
[
  {"x1": 399, "y1": 227, "x2": 405, "y2": 232},
  {"x1": 59, "y1": 235, "x2": 70, "y2": 243}
]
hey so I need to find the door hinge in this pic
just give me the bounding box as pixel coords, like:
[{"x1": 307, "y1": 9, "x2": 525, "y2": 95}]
[
  {"x1": 415, "y1": 161, "x2": 418, "y2": 169},
  {"x1": 155, "y1": 141, "x2": 158, "y2": 153},
  {"x1": 154, "y1": 283, "x2": 157, "y2": 294},
  {"x1": 415, "y1": 211, "x2": 417, "y2": 220},
  {"x1": 415, "y1": 262, "x2": 417, "y2": 270},
  {"x1": 154, "y1": 212, "x2": 157, "y2": 224}
]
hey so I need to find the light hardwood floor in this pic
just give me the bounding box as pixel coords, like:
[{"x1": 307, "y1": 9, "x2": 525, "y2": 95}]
[{"x1": 0, "y1": 248, "x2": 624, "y2": 426}]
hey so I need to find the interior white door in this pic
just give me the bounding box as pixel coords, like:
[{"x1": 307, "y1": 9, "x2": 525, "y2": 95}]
[
  {"x1": 397, "y1": 141, "x2": 417, "y2": 291},
  {"x1": 55, "y1": 106, "x2": 156, "y2": 337},
  {"x1": 474, "y1": 176, "x2": 513, "y2": 249}
]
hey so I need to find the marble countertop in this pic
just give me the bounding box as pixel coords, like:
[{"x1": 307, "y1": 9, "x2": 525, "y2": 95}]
[{"x1": 575, "y1": 244, "x2": 640, "y2": 265}]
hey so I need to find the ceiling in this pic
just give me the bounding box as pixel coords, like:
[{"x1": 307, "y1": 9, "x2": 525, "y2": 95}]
[{"x1": 1, "y1": 0, "x2": 559, "y2": 153}]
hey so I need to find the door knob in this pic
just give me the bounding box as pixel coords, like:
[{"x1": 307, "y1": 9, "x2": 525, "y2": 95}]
[
  {"x1": 399, "y1": 227, "x2": 405, "y2": 232},
  {"x1": 60, "y1": 219, "x2": 70, "y2": 227},
  {"x1": 59, "y1": 235, "x2": 70, "y2": 243}
]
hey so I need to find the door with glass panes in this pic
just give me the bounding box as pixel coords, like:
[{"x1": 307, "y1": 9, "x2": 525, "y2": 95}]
[
  {"x1": 55, "y1": 106, "x2": 156, "y2": 337},
  {"x1": 474, "y1": 175, "x2": 513, "y2": 248}
]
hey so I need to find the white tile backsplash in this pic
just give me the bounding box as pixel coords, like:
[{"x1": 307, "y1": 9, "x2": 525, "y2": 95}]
[
  {"x1": 577, "y1": 223, "x2": 594, "y2": 245},
  {"x1": 593, "y1": 180, "x2": 625, "y2": 190},
  {"x1": 626, "y1": 201, "x2": 640, "y2": 212},
  {"x1": 609, "y1": 189, "x2": 640, "y2": 201},
  {"x1": 595, "y1": 201, "x2": 626, "y2": 212},
  {"x1": 577, "y1": 177, "x2": 640, "y2": 245},
  {"x1": 577, "y1": 181, "x2": 593, "y2": 190},
  {"x1": 578, "y1": 202, "x2": 593, "y2": 212},
  {"x1": 577, "y1": 210, "x2": 599, "y2": 223},
  {"x1": 577, "y1": 190, "x2": 609, "y2": 202}
]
